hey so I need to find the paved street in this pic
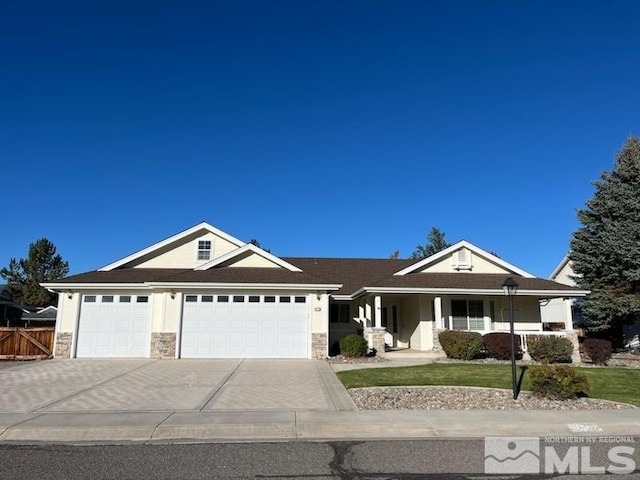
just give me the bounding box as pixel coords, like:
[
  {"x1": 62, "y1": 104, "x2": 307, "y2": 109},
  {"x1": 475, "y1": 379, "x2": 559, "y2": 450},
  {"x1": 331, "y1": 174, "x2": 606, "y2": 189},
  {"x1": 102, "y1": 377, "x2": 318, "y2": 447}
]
[{"x1": 2, "y1": 440, "x2": 639, "y2": 479}]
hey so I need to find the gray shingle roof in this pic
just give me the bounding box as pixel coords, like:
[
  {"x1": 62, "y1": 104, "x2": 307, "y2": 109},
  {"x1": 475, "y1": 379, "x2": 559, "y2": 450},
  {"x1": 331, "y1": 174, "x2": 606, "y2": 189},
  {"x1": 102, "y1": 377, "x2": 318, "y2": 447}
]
[{"x1": 53, "y1": 257, "x2": 584, "y2": 297}]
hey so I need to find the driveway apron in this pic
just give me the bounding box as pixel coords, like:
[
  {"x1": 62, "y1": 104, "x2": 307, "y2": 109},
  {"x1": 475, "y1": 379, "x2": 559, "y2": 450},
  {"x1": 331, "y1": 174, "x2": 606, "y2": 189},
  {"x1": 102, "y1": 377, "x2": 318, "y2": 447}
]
[{"x1": 0, "y1": 359, "x2": 355, "y2": 413}]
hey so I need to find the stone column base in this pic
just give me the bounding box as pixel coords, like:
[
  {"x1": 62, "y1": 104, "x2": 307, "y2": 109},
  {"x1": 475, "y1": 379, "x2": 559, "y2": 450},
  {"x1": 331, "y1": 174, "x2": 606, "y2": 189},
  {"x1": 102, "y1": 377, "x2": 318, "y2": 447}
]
[
  {"x1": 366, "y1": 327, "x2": 386, "y2": 356},
  {"x1": 150, "y1": 332, "x2": 176, "y2": 359},
  {"x1": 564, "y1": 330, "x2": 582, "y2": 364},
  {"x1": 432, "y1": 328, "x2": 448, "y2": 354},
  {"x1": 312, "y1": 332, "x2": 328, "y2": 359},
  {"x1": 55, "y1": 332, "x2": 73, "y2": 358}
]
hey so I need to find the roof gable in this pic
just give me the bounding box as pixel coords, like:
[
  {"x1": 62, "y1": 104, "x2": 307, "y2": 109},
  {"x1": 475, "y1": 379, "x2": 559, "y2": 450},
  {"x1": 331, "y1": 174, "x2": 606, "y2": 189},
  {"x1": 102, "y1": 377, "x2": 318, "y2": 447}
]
[
  {"x1": 393, "y1": 241, "x2": 534, "y2": 278},
  {"x1": 196, "y1": 244, "x2": 303, "y2": 272},
  {"x1": 549, "y1": 254, "x2": 578, "y2": 286},
  {"x1": 99, "y1": 222, "x2": 244, "y2": 271}
]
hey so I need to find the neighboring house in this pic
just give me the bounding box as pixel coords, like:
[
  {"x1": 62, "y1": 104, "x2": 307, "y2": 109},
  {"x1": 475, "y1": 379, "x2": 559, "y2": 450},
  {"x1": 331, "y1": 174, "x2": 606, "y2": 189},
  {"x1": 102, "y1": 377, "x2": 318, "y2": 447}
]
[
  {"x1": 20, "y1": 306, "x2": 58, "y2": 328},
  {"x1": 546, "y1": 255, "x2": 640, "y2": 349},
  {"x1": 43, "y1": 222, "x2": 588, "y2": 359},
  {"x1": 0, "y1": 294, "x2": 28, "y2": 327},
  {"x1": 540, "y1": 255, "x2": 586, "y2": 333}
]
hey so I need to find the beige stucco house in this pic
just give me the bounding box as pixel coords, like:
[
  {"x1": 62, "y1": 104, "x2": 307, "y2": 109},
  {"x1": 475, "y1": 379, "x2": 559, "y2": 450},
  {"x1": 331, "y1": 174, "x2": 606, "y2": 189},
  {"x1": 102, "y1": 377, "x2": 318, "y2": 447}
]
[{"x1": 43, "y1": 222, "x2": 588, "y2": 359}]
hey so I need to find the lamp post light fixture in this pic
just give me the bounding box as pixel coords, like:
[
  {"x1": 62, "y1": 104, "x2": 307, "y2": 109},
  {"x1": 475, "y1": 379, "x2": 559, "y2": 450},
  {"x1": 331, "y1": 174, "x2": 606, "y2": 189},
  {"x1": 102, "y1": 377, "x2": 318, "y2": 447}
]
[{"x1": 502, "y1": 277, "x2": 519, "y2": 400}]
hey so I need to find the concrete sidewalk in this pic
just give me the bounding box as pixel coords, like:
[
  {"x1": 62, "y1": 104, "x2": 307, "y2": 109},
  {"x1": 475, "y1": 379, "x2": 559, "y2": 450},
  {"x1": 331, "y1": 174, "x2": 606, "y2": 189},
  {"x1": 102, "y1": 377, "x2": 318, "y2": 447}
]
[
  {"x1": 1, "y1": 408, "x2": 639, "y2": 444},
  {"x1": 0, "y1": 357, "x2": 638, "y2": 444}
]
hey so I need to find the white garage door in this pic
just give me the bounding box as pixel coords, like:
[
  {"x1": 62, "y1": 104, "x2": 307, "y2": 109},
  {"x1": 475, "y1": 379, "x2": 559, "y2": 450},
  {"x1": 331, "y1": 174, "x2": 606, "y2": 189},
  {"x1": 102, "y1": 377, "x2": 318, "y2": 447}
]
[
  {"x1": 76, "y1": 294, "x2": 151, "y2": 358},
  {"x1": 181, "y1": 293, "x2": 309, "y2": 358}
]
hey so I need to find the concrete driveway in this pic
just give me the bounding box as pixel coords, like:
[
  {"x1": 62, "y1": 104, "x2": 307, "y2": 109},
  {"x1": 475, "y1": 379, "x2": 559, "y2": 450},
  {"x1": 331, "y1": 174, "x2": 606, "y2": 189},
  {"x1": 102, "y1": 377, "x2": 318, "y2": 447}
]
[{"x1": 0, "y1": 359, "x2": 356, "y2": 414}]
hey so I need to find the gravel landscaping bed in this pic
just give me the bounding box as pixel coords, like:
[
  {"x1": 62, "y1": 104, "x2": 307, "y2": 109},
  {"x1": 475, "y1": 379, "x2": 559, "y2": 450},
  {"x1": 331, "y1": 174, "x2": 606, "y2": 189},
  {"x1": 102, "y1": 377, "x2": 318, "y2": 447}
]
[
  {"x1": 327, "y1": 355, "x2": 388, "y2": 364},
  {"x1": 349, "y1": 386, "x2": 636, "y2": 411}
]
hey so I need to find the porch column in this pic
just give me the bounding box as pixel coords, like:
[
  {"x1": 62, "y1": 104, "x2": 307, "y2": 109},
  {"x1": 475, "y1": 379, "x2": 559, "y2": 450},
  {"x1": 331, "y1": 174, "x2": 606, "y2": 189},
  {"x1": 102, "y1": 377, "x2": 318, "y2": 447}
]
[
  {"x1": 374, "y1": 295, "x2": 382, "y2": 328},
  {"x1": 433, "y1": 296, "x2": 443, "y2": 329},
  {"x1": 365, "y1": 298, "x2": 372, "y2": 329},
  {"x1": 563, "y1": 298, "x2": 574, "y2": 331},
  {"x1": 371, "y1": 295, "x2": 386, "y2": 354}
]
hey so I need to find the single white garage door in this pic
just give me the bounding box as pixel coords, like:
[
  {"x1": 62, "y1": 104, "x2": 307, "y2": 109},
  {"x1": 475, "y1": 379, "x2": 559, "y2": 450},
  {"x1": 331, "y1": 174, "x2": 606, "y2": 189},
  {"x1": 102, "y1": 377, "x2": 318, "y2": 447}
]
[
  {"x1": 76, "y1": 294, "x2": 151, "y2": 357},
  {"x1": 181, "y1": 293, "x2": 309, "y2": 358}
]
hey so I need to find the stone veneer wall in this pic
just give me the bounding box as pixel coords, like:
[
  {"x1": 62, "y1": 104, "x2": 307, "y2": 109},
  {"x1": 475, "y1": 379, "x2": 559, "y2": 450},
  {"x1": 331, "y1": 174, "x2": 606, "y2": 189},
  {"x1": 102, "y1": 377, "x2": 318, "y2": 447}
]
[
  {"x1": 564, "y1": 330, "x2": 582, "y2": 364},
  {"x1": 312, "y1": 333, "x2": 327, "y2": 359},
  {"x1": 370, "y1": 327, "x2": 386, "y2": 356},
  {"x1": 431, "y1": 328, "x2": 447, "y2": 354},
  {"x1": 55, "y1": 332, "x2": 73, "y2": 358},
  {"x1": 150, "y1": 332, "x2": 176, "y2": 359}
]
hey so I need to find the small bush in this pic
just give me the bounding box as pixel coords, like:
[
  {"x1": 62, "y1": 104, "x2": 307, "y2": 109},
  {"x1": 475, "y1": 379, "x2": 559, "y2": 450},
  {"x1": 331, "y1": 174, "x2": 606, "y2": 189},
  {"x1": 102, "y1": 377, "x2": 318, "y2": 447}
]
[
  {"x1": 339, "y1": 334, "x2": 368, "y2": 357},
  {"x1": 438, "y1": 330, "x2": 483, "y2": 360},
  {"x1": 583, "y1": 338, "x2": 612, "y2": 365},
  {"x1": 483, "y1": 332, "x2": 521, "y2": 360},
  {"x1": 527, "y1": 335, "x2": 574, "y2": 363},
  {"x1": 529, "y1": 362, "x2": 590, "y2": 400}
]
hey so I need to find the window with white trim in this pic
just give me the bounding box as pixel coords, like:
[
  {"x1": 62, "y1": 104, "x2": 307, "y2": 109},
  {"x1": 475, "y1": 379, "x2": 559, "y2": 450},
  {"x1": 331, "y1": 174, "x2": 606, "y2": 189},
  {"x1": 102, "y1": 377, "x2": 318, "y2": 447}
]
[
  {"x1": 451, "y1": 299, "x2": 484, "y2": 330},
  {"x1": 197, "y1": 240, "x2": 212, "y2": 261}
]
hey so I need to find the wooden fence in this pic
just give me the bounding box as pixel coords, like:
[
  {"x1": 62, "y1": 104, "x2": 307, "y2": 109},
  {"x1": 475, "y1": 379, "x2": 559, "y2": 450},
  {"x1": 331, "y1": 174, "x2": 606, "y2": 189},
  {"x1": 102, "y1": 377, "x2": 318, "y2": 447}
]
[{"x1": 0, "y1": 327, "x2": 55, "y2": 360}]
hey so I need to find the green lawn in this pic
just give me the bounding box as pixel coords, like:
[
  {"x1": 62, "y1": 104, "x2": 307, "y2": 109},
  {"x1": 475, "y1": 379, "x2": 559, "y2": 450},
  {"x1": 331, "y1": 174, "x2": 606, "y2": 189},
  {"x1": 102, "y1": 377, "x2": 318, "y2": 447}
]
[{"x1": 336, "y1": 363, "x2": 640, "y2": 406}]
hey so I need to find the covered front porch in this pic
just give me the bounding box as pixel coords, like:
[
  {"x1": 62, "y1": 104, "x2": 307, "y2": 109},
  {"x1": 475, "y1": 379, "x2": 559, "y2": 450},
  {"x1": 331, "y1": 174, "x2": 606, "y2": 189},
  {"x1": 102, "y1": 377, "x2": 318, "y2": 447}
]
[{"x1": 329, "y1": 291, "x2": 578, "y2": 356}]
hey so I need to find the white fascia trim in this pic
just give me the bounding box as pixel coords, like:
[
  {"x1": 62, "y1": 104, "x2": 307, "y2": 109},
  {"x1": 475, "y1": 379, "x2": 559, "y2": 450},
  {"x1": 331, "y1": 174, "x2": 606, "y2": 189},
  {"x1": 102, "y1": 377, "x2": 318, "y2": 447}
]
[
  {"x1": 98, "y1": 222, "x2": 245, "y2": 271},
  {"x1": 340, "y1": 286, "x2": 590, "y2": 300},
  {"x1": 42, "y1": 283, "x2": 150, "y2": 291},
  {"x1": 147, "y1": 282, "x2": 342, "y2": 291},
  {"x1": 393, "y1": 240, "x2": 534, "y2": 278},
  {"x1": 195, "y1": 243, "x2": 302, "y2": 272}
]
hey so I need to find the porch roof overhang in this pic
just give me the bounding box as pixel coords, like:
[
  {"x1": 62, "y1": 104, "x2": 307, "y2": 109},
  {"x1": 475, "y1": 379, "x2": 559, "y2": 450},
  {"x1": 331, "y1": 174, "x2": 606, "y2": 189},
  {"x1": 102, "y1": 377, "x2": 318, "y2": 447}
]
[{"x1": 331, "y1": 284, "x2": 590, "y2": 301}]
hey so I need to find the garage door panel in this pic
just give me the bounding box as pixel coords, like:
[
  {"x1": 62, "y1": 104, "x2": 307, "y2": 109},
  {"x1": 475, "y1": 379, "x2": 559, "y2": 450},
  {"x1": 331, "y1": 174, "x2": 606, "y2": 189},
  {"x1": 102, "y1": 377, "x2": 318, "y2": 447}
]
[
  {"x1": 76, "y1": 295, "x2": 150, "y2": 358},
  {"x1": 181, "y1": 293, "x2": 309, "y2": 358}
]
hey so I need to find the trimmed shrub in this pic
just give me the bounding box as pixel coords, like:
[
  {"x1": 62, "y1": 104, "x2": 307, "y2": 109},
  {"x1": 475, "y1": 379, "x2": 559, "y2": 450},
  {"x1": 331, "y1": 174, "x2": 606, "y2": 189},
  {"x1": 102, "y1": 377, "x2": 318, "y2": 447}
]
[
  {"x1": 483, "y1": 332, "x2": 521, "y2": 360},
  {"x1": 339, "y1": 334, "x2": 368, "y2": 357},
  {"x1": 438, "y1": 330, "x2": 483, "y2": 360},
  {"x1": 527, "y1": 335, "x2": 573, "y2": 363},
  {"x1": 528, "y1": 362, "x2": 590, "y2": 400},
  {"x1": 583, "y1": 338, "x2": 613, "y2": 365}
]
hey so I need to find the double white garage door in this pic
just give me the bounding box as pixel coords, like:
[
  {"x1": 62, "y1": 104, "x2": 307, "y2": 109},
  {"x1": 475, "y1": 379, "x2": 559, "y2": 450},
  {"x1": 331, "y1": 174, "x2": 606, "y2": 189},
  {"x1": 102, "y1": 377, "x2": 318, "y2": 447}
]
[
  {"x1": 181, "y1": 294, "x2": 309, "y2": 358},
  {"x1": 76, "y1": 293, "x2": 309, "y2": 358}
]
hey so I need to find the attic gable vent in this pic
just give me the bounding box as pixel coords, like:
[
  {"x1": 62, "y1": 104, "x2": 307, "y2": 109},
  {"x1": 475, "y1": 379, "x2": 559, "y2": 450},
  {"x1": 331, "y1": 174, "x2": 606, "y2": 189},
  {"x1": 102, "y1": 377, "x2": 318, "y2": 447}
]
[{"x1": 452, "y1": 248, "x2": 472, "y2": 271}]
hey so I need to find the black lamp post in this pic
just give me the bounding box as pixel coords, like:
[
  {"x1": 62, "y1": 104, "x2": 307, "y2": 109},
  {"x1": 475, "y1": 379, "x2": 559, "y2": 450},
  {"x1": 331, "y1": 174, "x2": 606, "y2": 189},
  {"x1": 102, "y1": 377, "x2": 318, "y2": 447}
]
[{"x1": 502, "y1": 277, "x2": 519, "y2": 400}]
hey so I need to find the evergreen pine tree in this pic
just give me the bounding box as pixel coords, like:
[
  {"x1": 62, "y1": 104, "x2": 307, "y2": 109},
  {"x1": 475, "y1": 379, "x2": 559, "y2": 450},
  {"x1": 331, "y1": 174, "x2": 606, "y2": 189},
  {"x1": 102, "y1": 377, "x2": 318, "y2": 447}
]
[
  {"x1": 570, "y1": 136, "x2": 640, "y2": 331},
  {"x1": 0, "y1": 238, "x2": 69, "y2": 307}
]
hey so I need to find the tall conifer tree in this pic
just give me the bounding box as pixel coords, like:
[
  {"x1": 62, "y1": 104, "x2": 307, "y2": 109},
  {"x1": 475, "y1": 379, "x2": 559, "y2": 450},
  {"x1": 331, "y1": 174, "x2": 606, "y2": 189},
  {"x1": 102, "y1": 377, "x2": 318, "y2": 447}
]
[{"x1": 570, "y1": 136, "x2": 640, "y2": 331}]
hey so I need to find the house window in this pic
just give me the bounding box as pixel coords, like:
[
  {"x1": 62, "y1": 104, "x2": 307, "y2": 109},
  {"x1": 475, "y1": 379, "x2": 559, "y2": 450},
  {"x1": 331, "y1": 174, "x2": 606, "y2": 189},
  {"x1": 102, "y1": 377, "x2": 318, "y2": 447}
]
[
  {"x1": 84, "y1": 296, "x2": 96, "y2": 303},
  {"x1": 279, "y1": 296, "x2": 291, "y2": 303},
  {"x1": 294, "y1": 296, "x2": 306, "y2": 303},
  {"x1": 264, "y1": 296, "x2": 276, "y2": 303},
  {"x1": 197, "y1": 240, "x2": 211, "y2": 261},
  {"x1": 185, "y1": 295, "x2": 198, "y2": 302},
  {"x1": 102, "y1": 296, "x2": 114, "y2": 303},
  {"x1": 248, "y1": 296, "x2": 260, "y2": 303},
  {"x1": 233, "y1": 295, "x2": 245, "y2": 303},
  {"x1": 136, "y1": 296, "x2": 149, "y2": 303},
  {"x1": 119, "y1": 296, "x2": 131, "y2": 303},
  {"x1": 451, "y1": 299, "x2": 484, "y2": 330},
  {"x1": 330, "y1": 303, "x2": 350, "y2": 323},
  {"x1": 217, "y1": 295, "x2": 229, "y2": 303},
  {"x1": 202, "y1": 295, "x2": 214, "y2": 302}
]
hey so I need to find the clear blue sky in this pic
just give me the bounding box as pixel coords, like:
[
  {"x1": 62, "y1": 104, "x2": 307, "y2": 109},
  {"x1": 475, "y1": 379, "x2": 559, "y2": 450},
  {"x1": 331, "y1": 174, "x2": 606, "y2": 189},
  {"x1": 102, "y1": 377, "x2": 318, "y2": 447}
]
[{"x1": 2, "y1": 1, "x2": 639, "y2": 278}]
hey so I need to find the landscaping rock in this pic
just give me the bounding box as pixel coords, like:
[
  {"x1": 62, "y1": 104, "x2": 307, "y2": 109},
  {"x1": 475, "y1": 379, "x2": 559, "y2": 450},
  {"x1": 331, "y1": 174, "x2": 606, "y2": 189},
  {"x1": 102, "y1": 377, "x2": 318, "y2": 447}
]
[{"x1": 349, "y1": 386, "x2": 635, "y2": 410}]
